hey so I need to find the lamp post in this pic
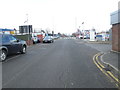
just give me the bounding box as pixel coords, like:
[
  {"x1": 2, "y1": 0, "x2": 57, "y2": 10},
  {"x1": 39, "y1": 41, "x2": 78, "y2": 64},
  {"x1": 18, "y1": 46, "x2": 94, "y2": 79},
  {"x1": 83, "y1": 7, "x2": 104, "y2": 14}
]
[
  {"x1": 75, "y1": 17, "x2": 77, "y2": 31},
  {"x1": 24, "y1": 14, "x2": 30, "y2": 45},
  {"x1": 82, "y1": 22, "x2": 84, "y2": 40}
]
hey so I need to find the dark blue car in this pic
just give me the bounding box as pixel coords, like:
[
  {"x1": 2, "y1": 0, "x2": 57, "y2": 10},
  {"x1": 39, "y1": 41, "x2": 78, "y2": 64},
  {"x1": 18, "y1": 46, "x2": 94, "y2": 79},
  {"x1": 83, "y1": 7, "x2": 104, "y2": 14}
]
[{"x1": 0, "y1": 34, "x2": 27, "y2": 61}]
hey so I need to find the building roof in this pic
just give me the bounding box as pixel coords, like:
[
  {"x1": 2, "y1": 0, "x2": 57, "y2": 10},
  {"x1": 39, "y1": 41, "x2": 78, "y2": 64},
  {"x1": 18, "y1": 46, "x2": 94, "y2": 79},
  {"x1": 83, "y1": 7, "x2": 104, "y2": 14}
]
[{"x1": 0, "y1": 28, "x2": 14, "y2": 31}]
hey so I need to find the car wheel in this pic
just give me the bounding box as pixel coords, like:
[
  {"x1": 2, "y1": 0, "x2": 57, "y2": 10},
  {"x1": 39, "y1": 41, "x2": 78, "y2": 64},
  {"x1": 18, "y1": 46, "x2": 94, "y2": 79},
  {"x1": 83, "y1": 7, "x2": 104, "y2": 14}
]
[
  {"x1": 33, "y1": 41, "x2": 35, "y2": 44},
  {"x1": 0, "y1": 50, "x2": 7, "y2": 61},
  {"x1": 21, "y1": 46, "x2": 26, "y2": 54},
  {"x1": 38, "y1": 40, "x2": 40, "y2": 43}
]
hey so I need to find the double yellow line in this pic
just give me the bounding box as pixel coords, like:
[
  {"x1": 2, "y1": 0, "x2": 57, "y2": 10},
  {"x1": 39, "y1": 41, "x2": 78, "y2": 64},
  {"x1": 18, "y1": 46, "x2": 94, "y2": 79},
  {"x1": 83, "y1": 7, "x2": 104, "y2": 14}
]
[{"x1": 93, "y1": 53, "x2": 120, "y2": 88}]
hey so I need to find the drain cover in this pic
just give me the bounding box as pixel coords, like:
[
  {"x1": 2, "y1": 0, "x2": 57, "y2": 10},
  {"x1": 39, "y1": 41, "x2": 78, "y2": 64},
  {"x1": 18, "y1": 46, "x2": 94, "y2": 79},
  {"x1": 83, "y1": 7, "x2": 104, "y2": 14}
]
[{"x1": 103, "y1": 67, "x2": 111, "y2": 71}]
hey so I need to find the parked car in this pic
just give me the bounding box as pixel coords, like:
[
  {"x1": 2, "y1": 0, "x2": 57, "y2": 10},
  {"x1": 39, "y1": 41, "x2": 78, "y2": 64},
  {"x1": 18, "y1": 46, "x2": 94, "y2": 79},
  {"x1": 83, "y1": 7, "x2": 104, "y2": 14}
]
[
  {"x1": 31, "y1": 33, "x2": 38, "y2": 44},
  {"x1": 43, "y1": 36, "x2": 54, "y2": 43},
  {"x1": 76, "y1": 35, "x2": 83, "y2": 39},
  {"x1": 0, "y1": 34, "x2": 27, "y2": 61}
]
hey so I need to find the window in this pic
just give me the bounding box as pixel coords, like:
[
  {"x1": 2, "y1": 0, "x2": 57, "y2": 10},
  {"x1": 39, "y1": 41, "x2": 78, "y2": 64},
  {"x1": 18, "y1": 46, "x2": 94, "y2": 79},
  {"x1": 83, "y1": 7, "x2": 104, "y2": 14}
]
[
  {"x1": 2, "y1": 35, "x2": 10, "y2": 43},
  {"x1": 8, "y1": 35, "x2": 17, "y2": 42}
]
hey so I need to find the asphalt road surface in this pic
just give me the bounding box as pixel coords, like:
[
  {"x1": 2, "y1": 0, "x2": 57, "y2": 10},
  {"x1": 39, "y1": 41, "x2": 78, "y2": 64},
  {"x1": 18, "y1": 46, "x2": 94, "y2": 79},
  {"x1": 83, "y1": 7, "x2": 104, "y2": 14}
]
[{"x1": 2, "y1": 39, "x2": 116, "y2": 88}]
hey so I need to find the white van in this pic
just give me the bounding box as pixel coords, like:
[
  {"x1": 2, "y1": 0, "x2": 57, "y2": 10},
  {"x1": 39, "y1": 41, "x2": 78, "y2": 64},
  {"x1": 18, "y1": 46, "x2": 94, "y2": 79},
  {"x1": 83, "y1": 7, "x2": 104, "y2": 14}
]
[{"x1": 32, "y1": 33, "x2": 38, "y2": 44}]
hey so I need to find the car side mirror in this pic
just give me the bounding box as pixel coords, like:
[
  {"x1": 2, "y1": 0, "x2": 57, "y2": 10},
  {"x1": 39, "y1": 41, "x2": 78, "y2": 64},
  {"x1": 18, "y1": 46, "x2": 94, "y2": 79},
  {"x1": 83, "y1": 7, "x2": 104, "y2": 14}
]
[{"x1": 17, "y1": 39, "x2": 20, "y2": 42}]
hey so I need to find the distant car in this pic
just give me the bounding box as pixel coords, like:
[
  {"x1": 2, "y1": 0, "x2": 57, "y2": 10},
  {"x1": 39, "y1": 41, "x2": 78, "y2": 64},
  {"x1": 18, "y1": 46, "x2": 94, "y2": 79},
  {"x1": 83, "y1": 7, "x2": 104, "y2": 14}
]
[
  {"x1": 0, "y1": 34, "x2": 27, "y2": 61},
  {"x1": 79, "y1": 35, "x2": 83, "y2": 39},
  {"x1": 43, "y1": 36, "x2": 54, "y2": 43},
  {"x1": 105, "y1": 34, "x2": 109, "y2": 41},
  {"x1": 52, "y1": 36, "x2": 59, "y2": 39},
  {"x1": 83, "y1": 36, "x2": 90, "y2": 39},
  {"x1": 83, "y1": 36, "x2": 87, "y2": 39}
]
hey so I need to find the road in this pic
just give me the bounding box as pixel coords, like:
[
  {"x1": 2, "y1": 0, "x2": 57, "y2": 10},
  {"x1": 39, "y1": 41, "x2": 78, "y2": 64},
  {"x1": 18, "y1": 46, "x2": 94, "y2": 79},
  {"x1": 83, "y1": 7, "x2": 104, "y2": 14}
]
[{"x1": 2, "y1": 38, "x2": 116, "y2": 88}]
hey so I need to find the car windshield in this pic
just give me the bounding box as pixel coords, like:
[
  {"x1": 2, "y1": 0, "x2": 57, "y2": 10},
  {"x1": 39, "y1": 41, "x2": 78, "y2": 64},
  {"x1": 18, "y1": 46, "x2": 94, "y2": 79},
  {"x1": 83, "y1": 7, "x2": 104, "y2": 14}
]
[{"x1": 44, "y1": 36, "x2": 51, "y2": 39}]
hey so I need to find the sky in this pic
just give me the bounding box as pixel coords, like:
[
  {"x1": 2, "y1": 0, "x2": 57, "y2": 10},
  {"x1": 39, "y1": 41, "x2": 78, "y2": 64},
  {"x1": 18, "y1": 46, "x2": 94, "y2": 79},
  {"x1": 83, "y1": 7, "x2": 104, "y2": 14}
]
[{"x1": 0, "y1": 0, "x2": 119, "y2": 34}]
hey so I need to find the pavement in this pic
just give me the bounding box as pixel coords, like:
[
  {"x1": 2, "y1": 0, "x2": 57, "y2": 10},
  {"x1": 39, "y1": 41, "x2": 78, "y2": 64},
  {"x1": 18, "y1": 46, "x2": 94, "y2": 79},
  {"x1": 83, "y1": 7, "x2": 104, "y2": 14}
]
[
  {"x1": 80, "y1": 39, "x2": 119, "y2": 87},
  {"x1": 101, "y1": 51, "x2": 119, "y2": 72},
  {"x1": 83, "y1": 39, "x2": 118, "y2": 68},
  {"x1": 2, "y1": 39, "x2": 116, "y2": 88}
]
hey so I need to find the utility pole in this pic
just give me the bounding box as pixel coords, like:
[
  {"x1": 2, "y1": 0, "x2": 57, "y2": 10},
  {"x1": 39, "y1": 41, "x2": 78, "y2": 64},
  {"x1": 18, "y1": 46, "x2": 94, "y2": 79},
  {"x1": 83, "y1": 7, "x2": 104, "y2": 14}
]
[
  {"x1": 75, "y1": 17, "x2": 77, "y2": 32},
  {"x1": 52, "y1": 17, "x2": 55, "y2": 37},
  {"x1": 24, "y1": 14, "x2": 30, "y2": 45},
  {"x1": 82, "y1": 22, "x2": 84, "y2": 40}
]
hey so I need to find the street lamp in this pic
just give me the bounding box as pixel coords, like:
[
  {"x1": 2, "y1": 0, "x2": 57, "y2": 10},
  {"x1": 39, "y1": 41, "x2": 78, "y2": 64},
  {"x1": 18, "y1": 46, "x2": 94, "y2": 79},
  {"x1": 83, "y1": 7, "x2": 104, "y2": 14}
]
[
  {"x1": 24, "y1": 14, "x2": 30, "y2": 45},
  {"x1": 82, "y1": 22, "x2": 84, "y2": 40}
]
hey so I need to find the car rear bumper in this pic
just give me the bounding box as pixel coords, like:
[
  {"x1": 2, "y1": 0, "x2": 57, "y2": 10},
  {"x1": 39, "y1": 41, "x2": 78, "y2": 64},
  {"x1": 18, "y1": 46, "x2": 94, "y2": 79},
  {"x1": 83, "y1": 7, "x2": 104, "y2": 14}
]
[{"x1": 43, "y1": 40, "x2": 51, "y2": 43}]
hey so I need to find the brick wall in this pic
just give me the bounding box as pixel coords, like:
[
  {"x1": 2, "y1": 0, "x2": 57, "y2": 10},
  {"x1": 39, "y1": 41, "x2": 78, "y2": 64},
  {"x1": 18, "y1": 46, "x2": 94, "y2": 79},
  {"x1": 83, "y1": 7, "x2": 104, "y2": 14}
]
[
  {"x1": 26, "y1": 40, "x2": 33, "y2": 46},
  {"x1": 112, "y1": 23, "x2": 120, "y2": 52}
]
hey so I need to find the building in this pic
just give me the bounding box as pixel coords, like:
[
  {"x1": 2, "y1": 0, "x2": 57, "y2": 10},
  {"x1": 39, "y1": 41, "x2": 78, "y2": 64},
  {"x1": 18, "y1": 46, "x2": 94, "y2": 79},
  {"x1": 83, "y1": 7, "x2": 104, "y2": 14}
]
[
  {"x1": 0, "y1": 28, "x2": 15, "y2": 34},
  {"x1": 109, "y1": 28, "x2": 112, "y2": 41},
  {"x1": 110, "y1": 10, "x2": 120, "y2": 52},
  {"x1": 19, "y1": 25, "x2": 33, "y2": 45},
  {"x1": 19, "y1": 25, "x2": 33, "y2": 34}
]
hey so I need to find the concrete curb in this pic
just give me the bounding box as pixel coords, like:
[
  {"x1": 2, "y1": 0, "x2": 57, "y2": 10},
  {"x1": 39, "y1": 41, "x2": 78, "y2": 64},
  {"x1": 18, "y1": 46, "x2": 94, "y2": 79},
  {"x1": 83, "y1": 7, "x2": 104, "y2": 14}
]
[
  {"x1": 111, "y1": 50, "x2": 120, "y2": 53},
  {"x1": 88, "y1": 41, "x2": 111, "y2": 44},
  {"x1": 100, "y1": 52, "x2": 119, "y2": 79},
  {"x1": 82, "y1": 40, "x2": 112, "y2": 44}
]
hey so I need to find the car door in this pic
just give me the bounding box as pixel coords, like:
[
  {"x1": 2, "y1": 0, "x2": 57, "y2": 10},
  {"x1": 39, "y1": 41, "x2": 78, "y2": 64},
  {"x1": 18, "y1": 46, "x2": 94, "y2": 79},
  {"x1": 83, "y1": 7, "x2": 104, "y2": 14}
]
[
  {"x1": 8, "y1": 35, "x2": 21, "y2": 53},
  {"x1": 2, "y1": 35, "x2": 14, "y2": 54}
]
